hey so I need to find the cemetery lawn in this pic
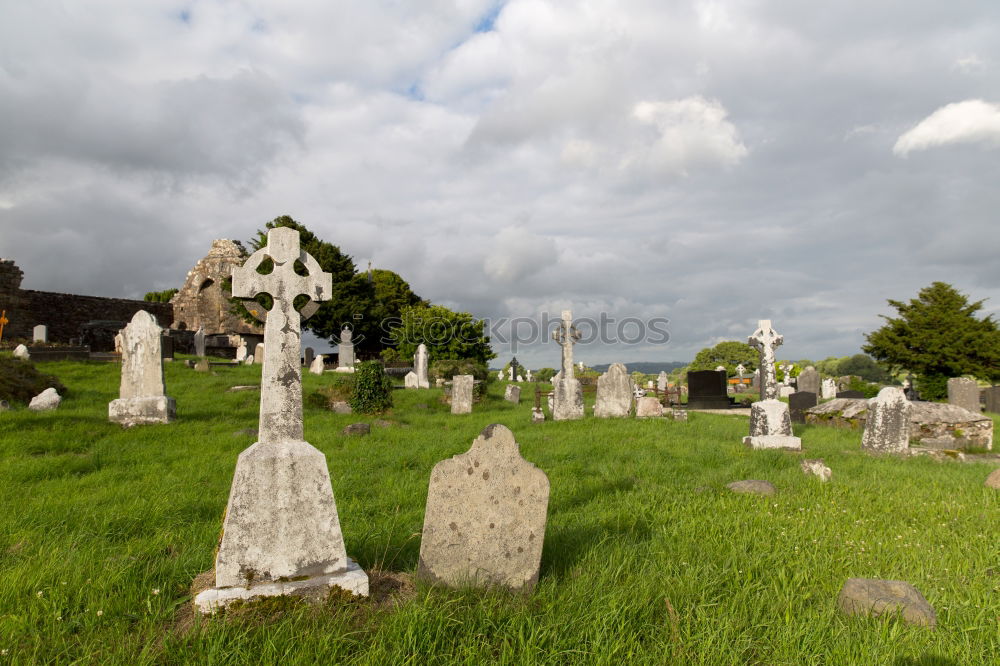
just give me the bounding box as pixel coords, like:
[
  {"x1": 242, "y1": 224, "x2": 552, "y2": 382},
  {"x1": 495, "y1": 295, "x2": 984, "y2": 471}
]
[{"x1": 0, "y1": 359, "x2": 997, "y2": 665}]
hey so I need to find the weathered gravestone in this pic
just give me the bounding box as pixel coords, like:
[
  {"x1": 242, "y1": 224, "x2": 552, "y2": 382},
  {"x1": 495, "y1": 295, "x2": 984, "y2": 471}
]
[
  {"x1": 504, "y1": 384, "x2": 521, "y2": 403},
  {"x1": 821, "y1": 378, "x2": 836, "y2": 400},
  {"x1": 253, "y1": 343, "x2": 264, "y2": 364},
  {"x1": 451, "y1": 375, "x2": 474, "y2": 414},
  {"x1": 109, "y1": 311, "x2": 176, "y2": 426},
  {"x1": 414, "y1": 343, "x2": 430, "y2": 388},
  {"x1": 551, "y1": 310, "x2": 583, "y2": 420},
  {"x1": 743, "y1": 320, "x2": 801, "y2": 450},
  {"x1": 418, "y1": 424, "x2": 549, "y2": 592},
  {"x1": 303, "y1": 346, "x2": 315, "y2": 368},
  {"x1": 686, "y1": 370, "x2": 730, "y2": 409},
  {"x1": 33, "y1": 324, "x2": 47, "y2": 343},
  {"x1": 194, "y1": 327, "x2": 206, "y2": 357},
  {"x1": 984, "y1": 386, "x2": 1000, "y2": 414},
  {"x1": 636, "y1": 396, "x2": 663, "y2": 418},
  {"x1": 404, "y1": 371, "x2": 419, "y2": 388},
  {"x1": 861, "y1": 387, "x2": 911, "y2": 454},
  {"x1": 308, "y1": 354, "x2": 325, "y2": 375},
  {"x1": 235, "y1": 340, "x2": 248, "y2": 362},
  {"x1": 657, "y1": 371, "x2": 668, "y2": 392},
  {"x1": 797, "y1": 366, "x2": 819, "y2": 395},
  {"x1": 338, "y1": 327, "x2": 355, "y2": 369},
  {"x1": 947, "y1": 377, "x2": 980, "y2": 413},
  {"x1": 594, "y1": 362, "x2": 633, "y2": 417},
  {"x1": 789, "y1": 391, "x2": 817, "y2": 424},
  {"x1": 194, "y1": 227, "x2": 367, "y2": 614}
]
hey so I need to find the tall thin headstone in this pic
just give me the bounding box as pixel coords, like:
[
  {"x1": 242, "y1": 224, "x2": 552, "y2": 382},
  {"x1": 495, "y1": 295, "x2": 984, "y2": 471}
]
[
  {"x1": 594, "y1": 363, "x2": 633, "y2": 417},
  {"x1": 451, "y1": 375, "x2": 474, "y2": 414},
  {"x1": 108, "y1": 311, "x2": 176, "y2": 426},
  {"x1": 415, "y1": 343, "x2": 430, "y2": 388},
  {"x1": 861, "y1": 387, "x2": 912, "y2": 454},
  {"x1": 33, "y1": 324, "x2": 47, "y2": 343},
  {"x1": 743, "y1": 320, "x2": 801, "y2": 450},
  {"x1": 195, "y1": 227, "x2": 367, "y2": 613},
  {"x1": 303, "y1": 346, "x2": 315, "y2": 368},
  {"x1": 551, "y1": 310, "x2": 584, "y2": 420},
  {"x1": 338, "y1": 327, "x2": 355, "y2": 369},
  {"x1": 657, "y1": 371, "x2": 668, "y2": 392},
  {"x1": 194, "y1": 327, "x2": 206, "y2": 357}
]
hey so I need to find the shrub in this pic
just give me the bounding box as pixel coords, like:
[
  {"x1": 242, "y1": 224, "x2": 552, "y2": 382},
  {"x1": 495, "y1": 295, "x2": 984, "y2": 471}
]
[
  {"x1": 349, "y1": 361, "x2": 393, "y2": 414},
  {"x1": 306, "y1": 374, "x2": 356, "y2": 409},
  {"x1": 534, "y1": 367, "x2": 556, "y2": 383},
  {"x1": 429, "y1": 359, "x2": 489, "y2": 382},
  {"x1": 847, "y1": 376, "x2": 881, "y2": 399},
  {"x1": 0, "y1": 356, "x2": 67, "y2": 405}
]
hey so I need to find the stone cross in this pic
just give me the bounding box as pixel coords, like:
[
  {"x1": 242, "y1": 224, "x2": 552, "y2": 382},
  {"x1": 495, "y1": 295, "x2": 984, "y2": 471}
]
[
  {"x1": 231, "y1": 227, "x2": 332, "y2": 444},
  {"x1": 551, "y1": 310, "x2": 581, "y2": 379},
  {"x1": 338, "y1": 326, "x2": 355, "y2": 368},
  {"x1": 748, "y1": 319, "x2": 783, "y2": 401},
  {"x1": 735, "y1": 364, "x2": 746, "y2": 378}
]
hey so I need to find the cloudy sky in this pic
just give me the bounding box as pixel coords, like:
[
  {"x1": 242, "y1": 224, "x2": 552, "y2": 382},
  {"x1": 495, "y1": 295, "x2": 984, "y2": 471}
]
[{"x1": 2, "y1": 1, "x2": 999, "y2": 367}]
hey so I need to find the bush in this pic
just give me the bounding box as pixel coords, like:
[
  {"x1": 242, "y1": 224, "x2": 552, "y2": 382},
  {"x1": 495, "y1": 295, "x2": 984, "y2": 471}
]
[
  {"x1": 429, "y1": 359, "x2": 489, "y2": 382},
  {"x1": 918, "y1": 373, "x2": 949, "y2": 401},
  {"x1": 349, "y1": 361, "x2": 393, "y2": 414},
  {"x1": 534, "y1": 367, "x2": 556, "y2": 383},
  {"x1": 847, "y1": 376, "x2": 881, "y2": 399},
  {"x1": 306, "y1": 374, "x2": 356, "y2": 409},
  {"x1": 0, "y1": 356, "x2": 67, "y2": 405}
]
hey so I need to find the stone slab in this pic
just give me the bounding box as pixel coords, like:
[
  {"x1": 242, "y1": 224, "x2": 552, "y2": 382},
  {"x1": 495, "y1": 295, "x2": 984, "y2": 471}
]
[
  {"x1": 743, "y1": 434, "x2": 802, "y2": 450},
  {"x1": 726, "y1": 480, "x2": 776, "y2": 496}
]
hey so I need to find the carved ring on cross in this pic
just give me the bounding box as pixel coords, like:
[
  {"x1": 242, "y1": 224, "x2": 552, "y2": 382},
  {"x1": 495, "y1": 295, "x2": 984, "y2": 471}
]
[{"x1": 238, "y1": 248, "x2": 326, "y2": 324}]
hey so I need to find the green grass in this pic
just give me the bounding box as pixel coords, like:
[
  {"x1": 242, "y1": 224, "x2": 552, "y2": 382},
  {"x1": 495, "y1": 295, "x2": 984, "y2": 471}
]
[{"x1": 0, "y1": 358, "x2": 997, "y2": 664}]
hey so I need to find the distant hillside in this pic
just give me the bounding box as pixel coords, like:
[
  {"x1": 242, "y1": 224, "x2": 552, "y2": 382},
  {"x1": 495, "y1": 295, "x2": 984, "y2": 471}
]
[{"x1": 590, "y1": 361, "x2": 687, "y2": 374}]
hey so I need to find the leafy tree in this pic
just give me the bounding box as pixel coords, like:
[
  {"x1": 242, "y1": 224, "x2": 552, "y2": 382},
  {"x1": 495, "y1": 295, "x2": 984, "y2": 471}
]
[
  {"x1": 837, "y1": 354, "x2": 890, "y2": 383},
  {"x1": 863, "y1": 281, "x2": 1000, "y2": 399},
  {"x1": 144, "y1": 289, "x2": 178, "y2": 303},
  {"x1": 688, "y1": 341, "x2": 757, "y2": 376},
  {"x1": 388, "y1": 304, "x2": 496, "y2": 365},
  {"x1": 814, "y1": 356, "x2": 846, "y2": 376}
]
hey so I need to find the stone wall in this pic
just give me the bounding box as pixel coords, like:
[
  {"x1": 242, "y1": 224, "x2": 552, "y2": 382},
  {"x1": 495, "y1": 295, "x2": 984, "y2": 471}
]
[{"x1": 0, "y1": 258, "x2": 172, "y2": 343}]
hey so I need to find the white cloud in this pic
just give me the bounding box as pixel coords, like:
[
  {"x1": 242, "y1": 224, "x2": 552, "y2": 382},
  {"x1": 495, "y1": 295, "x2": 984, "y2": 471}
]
[
  {"x1": 893, "y1": 100, "x2": 1000, "y2": 156},
  {"x1": 483, "y1": 227, "x2": 557, "y2": 283}
]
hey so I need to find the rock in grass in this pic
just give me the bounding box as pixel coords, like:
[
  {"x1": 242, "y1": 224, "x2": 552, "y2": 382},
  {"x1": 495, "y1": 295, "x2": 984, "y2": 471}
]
[
  {"x1": 342, "y1": 423, "x2": 370, "y2": 436},
  {"x1": 726, "y1": 480, "x2": 776, "y2": 496},
  {"x1": 837, "y1": 578, "x2": 936, "y2": 627},
  {"x1": 986, "y1": 469, "x2": 1000, "y2": 489},
  {"x1": 801, "y1": 459, "x2": 832, "y2": 482},
  {"x1": 194, "y1": 359, "x2": 210, "y2": 372},
  {"x1": 13, "y1": 344, "x2": 30, "y2": 360},
  {"x1": 28, "y1": 387, "x2": 60, "y2": 411}
]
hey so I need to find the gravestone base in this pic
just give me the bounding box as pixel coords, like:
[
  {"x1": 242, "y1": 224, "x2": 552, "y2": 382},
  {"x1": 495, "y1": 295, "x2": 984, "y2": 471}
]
[
  {"x1": 194, "y1": 559, "x2": 368, "y2": 614},
  {"x1": 108, "y1": 396, "x2": 176, "y2": 426},
  {"x1": 743, "y1": 434, "x2": 802, "y2": 450}
]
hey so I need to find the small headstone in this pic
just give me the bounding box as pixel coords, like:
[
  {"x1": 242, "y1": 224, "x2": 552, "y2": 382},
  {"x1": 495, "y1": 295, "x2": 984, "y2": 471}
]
[
  {"x1": 788, "y1": 391, "x2": 818, "y2": 424},
  {"x1": 32, "y1": 324, "x2": 48, "y2": 343},
  {"x1": 531, "y1": 407, "x2": 545, "y2": 423},
  {"x1": 632, "y1": 385, "x2": 646, "y2": 399},
  {"x1": 160, "y1": 334, "x2": 174, "y2": 360},
  {"x1": 244, "y1": 355, "x2": 254, "y2": 365},
  {"x1": 330, "y1": 401, "x2": 352, "y2": 414},
  {"x1": 435, "y1": 378, "x2": 445, "y2": 387},
  {"x1": 308, "y1": 354, "x2": 325, "y2": 375},
  {"x1": 800, "y1": 459, "x2": 832, "y2": 482},
  {"x1": 671, "y1": 408, "x2": 688, "y2": 422},
  {"x1": 821, "y1": 378, "x2": 837, "y2": 399},
  {"x1": 657, "y1": 371, "x2": 668, "y2": 392},
  {"x1": 504, "y1": 384, "x2": 521, "y2": 403},
  {"x1": 451, "y1": 375, "x2": 474, "y2": 414},
  {"x1": 338, "y1": 327, "x2": 355, "y2": 368},
  {"x1": 743, "y1": 399, "x2": 801, "y2": 450},
  {"x1": 734, "y1": 364, "x2": 747, "y2": 378},
  {"x1": 594, "y1": 363, "x2": 633, "y2": 418},
  {"x1": 404, "y1": 371, "x2": 419, "y2": 388},
  {"x1": 304, "y1": 347, "x2": 315, "y2": 368},
  {"x1": 28, "y1": 387, "x2": 60, "y2": 411},
  {"x1": 985, "y1": 469, "x2": 1000, "y2": 489},
  {"x1": 342, "y1": 423, "x2": 370, "y2": 436},
  {"x1": 235, "y1": 340, "x2": 248, "y2": 362},
  {"x1": 109, "y1": 310, "x2": 176, "y2": 426},
  {"x1": 778, "y1": 386, "x2": 794, "y2": 398},
  {"x1": 837, "y1": 578, "x2": 936, "y2": 627},
  {"x1": 194, "y1": 359, "x2": 210, "y2": 372},
  {"x1": 526, "y1": 370, "x2": 533, "y2": 382},
  {"x1": 797, "y1": 366, "x2": 819, "y2": 395},
  {"x1": 636, "y1": 396, "x2": 663, "y2": 418},
  {"x1": 253, "y1": 343, "x2": 264, "y2": 364},
  {"x1": 861, "y1": 387, "x2": 912, "y2": 454},
  {"x1": 414, "y1": 344, "x2": 430, "y2": 388},
  {"x1": 194, "y1": 327, "x2": 206, "y2": 357},
  {"x1": 12, "y1": 344, "x2": 30, "y2": 360},
  {"x1": 751, "y1": 368, "x2": 760, "y2": 392},
  {"x1": 417, "y1": 424, "x2": 549, "y2": 592},
  {"x1": 226, "y1": 385, "x2": 259, "y2": 393},
  {"x1": 726, "y1": 480, "x2": 776, "y2": 496},
  {"x1": 947, "y1": 377, "x2": 980, "y2": 413}
]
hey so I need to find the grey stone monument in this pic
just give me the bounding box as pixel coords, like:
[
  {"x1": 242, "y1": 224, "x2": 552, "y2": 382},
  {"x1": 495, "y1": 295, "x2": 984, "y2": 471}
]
[
  {"x1": 194, "y1": 326, "x2": 206, "y2": 357},
  {"x1": 861, "y1": 387, "x2": 912, "y2": 454},
  {"x1": 451, "y1": 375, "x2": 474, "y2": 414},
  {"x1": 947, "y1": 377, "x2": 980, "y2": 413},
  {"x1": 109, "y1": 310, "x2": 176, "y2": 426},
  {"x1": 636, "y1": 396, "x2": 663, "y2": 417},
  {"x1": 821, "y1": 378, "x2": 836, "y2": 400},
  {"x1": 415, "y1": 343, "x2": 430, "y2": 388},
  {"x1": 303, "y1": 346, "x2": 315, "y2": 368},
  {"x1": 797, "y1": 366, "x2": 819, "y2": 395},
  {"x1": 594, "y1": 362, "x2": 633, "y2": 418},
  {"x1": 418, "y1": 424, "x2": 549, "y2": 592},
  {"x1": 551, "y1": 310, "x2": 584, "y2": 420},
  {"x1": 657, "y1": 371, "x2": 668, "y2": 392},
  {"x1": 32, "y1": 324, "x2": 47, "y2": 343},
  {"x1": 195, "y1": 227, "x2": 367, "y2": 613},
  {"x1": 235, "y1": 339, "x2": 248, "y2": 362},
  {"x1": 743, "y1": 320, "x2": 801, "y2": 450},
  {"x1": 338, "y1": 327, "x2": 355, "y2": 369},
  {"x1": 504, "y1": 384, "x2": 521, "y2": 403},
  {"x1": 253, "y1": 343, "x2": 264, "y2": 364}
]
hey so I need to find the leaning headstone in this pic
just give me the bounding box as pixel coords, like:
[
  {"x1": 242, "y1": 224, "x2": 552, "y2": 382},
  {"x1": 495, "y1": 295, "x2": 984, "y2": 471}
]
[
  {"x1": 837, "y1": 579, "x2": 936, "y2": 627},
  {"x1": 504, "y1": 384, "x2": 521, "y2": 403},
  {"x1": 551, "y1": 310, "x2": 583, "y2": 420},
  {"x1": 861, "y1": 387, "x2": 911, "y2": 454},
  {"x1": 657, "y1": 371, "x2": 668, "y2": 392},
  {"x1": 33, "y1": 324, "x2": 48, "y2": 343},
  {"x1": 797, "y1": 366, "x2": 819, "y2": 395},
  {"x1": 28, "y1": 387, "x2": 60, "y2": 411},
  {"x1": 253, "y1": 343, "x2": 264, "y2": 364},
  {"x1": 451, "y1": 375, "x2": 474, "y2": 414},
  {"x1": 516, "y1": 374, "x2": 523, "y2": 382},
  {"x1": 303, "y1": 347, "x2": 315, "y2": 368},
  {"x1": 636, "y1": 396, "x2": 663, "y2": 418},
  {"x1": 194, "y1": 327, "x2": 206, "y2": 357},
  {"x1": 821, "y1": 378, "x2": 836, "y2": 400},
  {"x1": 404, "y1": 371, "x2": 419, "y2": 388},
  {"x1": 594, "y1": 363, "x2": 633, "y2": 418},
  {"x1": 414, "y1": 343, "x2": 430, "y2": 388},
  {"x1": 109, "y1": 310, "x2": 176, "y2": 426},
  {"x1": 338, "y1": 327, "x2": 355, "y2": 369},
  {"x1": 12, "y1": 344, "x2": 30, "y2": 360},
  {"x1": 308, "y1": 354, "x2": 325, "y2": 375},
  {"x1": 744, "y1": 320, "x2": 801, "y2": 450},
  {"x1": 947, "y1": 377, "x2": 980, "y2": 413},
  {"x1": 418, "y1": 424, "x2": 549, "y2": 592},
  {"x1": 789, "y1": 391, "x2": 818, "y2": 424},
  {"x1": 195, "y1": 226, "x2": 367, "y2": 614}
]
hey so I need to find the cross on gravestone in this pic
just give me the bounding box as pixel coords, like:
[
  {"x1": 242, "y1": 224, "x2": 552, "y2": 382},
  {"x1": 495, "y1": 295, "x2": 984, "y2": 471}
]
[
  {"x1": 748, "y1": 319, "x2": 783, "y2": 401},
  {"x1": 551, "y1": 310, "x2": 581, "y2": 379},
  {"x1": 550, "y1": 310, "x2": 584, "y2": 420}
]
